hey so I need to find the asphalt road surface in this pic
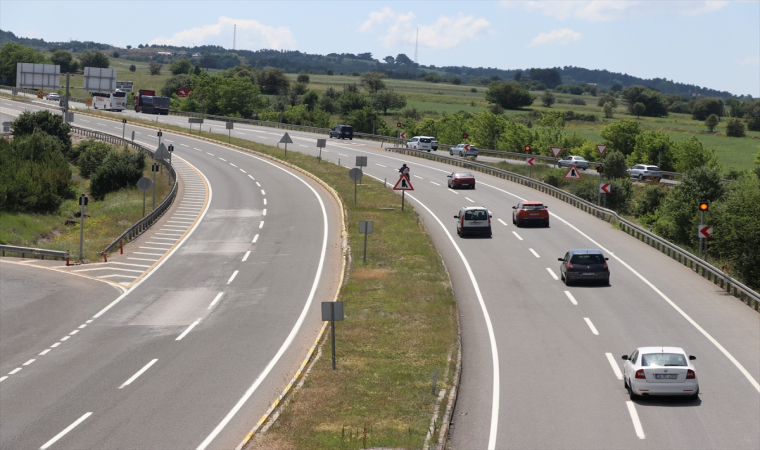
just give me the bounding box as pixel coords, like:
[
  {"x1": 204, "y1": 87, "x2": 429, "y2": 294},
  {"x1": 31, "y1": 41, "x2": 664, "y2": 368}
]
[
  {"x1": 0, "y1": 99, "x2": 343, "y2": 449},
  {"x1": 2, "y1": 98, "x2": 758, "y2": 449}
]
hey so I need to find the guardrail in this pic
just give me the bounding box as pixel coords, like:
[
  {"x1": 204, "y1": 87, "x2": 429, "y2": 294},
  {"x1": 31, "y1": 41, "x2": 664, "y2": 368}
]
[
  {"x1": 0, "y1": 245, "x2": 69, "y2": 262},
  {"x1": 386, "y1": 147, "x2": 760, "y2": 312},
  {"x1": 69, "y1": 126, "x2": 178, "y2": 260}
]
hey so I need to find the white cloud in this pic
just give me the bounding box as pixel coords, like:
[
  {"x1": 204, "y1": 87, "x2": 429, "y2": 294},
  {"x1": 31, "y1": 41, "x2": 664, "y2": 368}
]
[
  {"x1": 150, "y1": 17, "x2": 296, "y2": 50},
  {"x1": 527, "y1": 28, "x2": 582, "y2": 47},
  {"x1": 738, "y1": 56, "x2": 760, "y2": 67},
  {"x1": 359, "y1": 8, "x2": 490, "y2": 50},
  {"x1": 501, "y1": 1, "x2": 729, "y2": 22}
]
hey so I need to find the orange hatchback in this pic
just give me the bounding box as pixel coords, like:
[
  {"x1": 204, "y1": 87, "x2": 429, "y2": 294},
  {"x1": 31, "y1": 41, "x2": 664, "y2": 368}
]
[{"x1": 512, "y1": 201, "x2": 549, "y2": 227}]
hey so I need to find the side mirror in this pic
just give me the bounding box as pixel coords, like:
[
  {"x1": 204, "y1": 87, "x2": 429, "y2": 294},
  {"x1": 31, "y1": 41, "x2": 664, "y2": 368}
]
[
  {"x1": 689, "y1": 355, "x2": 696, "y2": 361},
  {"x1": 512, "y1": 206, "x2": 516, "y2": 209},
  {"x1": 544, "y1": 206, "x2": 548, "y2": 208},
  {"x1": 447, "y1": 175, "x2": 452, "y2": 178},
  {"x1": 557, "y1": 258, "x2": 564, "y2": 261},
  {"x1": 489, "y1": 214, "x2": 493, "y2": 218},
  {"x1": 454, "y1": 215, "x2": 459, "y2": 219},
  {"x1": 605, "y1": 258, "x2": 609, "y2": 261},
  {"x1": 621, "y1": 355, "x2": 629, "y2": 360}
]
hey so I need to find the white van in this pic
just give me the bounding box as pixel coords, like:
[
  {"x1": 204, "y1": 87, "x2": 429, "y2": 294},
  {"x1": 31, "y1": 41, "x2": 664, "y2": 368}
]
[{"x1": 406, "y1": 136, "x2": 434, "y2": 152}]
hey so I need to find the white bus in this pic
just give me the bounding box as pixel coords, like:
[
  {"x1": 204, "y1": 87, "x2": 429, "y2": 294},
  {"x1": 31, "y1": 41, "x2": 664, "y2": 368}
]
[{"x1": 92, "y1": 89, "x2": 127, "y2": 112}]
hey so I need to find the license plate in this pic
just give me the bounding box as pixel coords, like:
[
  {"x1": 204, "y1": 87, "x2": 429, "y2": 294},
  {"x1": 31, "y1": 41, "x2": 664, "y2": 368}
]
[
  {"x1": 461, "y1": 183, "x2": 469, "y2": 186},
  {"x1": 655, "y1": 374, "x2": 678, "y2": 379},
  {"x1": 582, "y1": 272, "x2": 595, "y2": 276},
  {"x1": 529, "y1": 213, "x2": 539, "y2": 216},
  {"x1": 468, "y1": 222, "x2": 481, "y2": 226}
]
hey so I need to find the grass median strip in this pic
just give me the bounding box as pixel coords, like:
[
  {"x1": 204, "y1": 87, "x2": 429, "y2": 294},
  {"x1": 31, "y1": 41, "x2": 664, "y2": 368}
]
[{"x1": 74, "y1": 111, "x2": 459, "y2": 449}]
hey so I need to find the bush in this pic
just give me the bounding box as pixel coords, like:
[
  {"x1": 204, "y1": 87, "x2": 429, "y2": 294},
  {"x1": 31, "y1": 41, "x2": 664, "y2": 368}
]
[
  {"x1": 297, "y1": 73, "x2": 310, "y2": 83},
  {"x1": 470, "y1": 88, "x2": 477, "y2": 93},
  {"x1": 606, "y1": 178, "x2": 633, "y2": 213},
  {"x1": 77, "y1": 140, "x2": 114, "y2": 178},
  {"x1": 704, "y1": 114, "x2": 719, "y2": 132},
  {"x1": 89, "y1": 149, "x2": 146, "y2": 200},
  {"x1": 574, "y1": 178, "x2": 599, "y2": 203},
  {"x1": 148, "y1": 61, "x2": 162, "y2": 75},
  {"x1": 602, "y1": 150, "x2": 629, "y2": 179},
  {"x1": 11, "y1": 110, "x2": 72, "y2": 158},
  {"x1": 725, "y1": 118, "x2": 745, "y2": 137},
  {"x1": 544, "y1": 169, "x2": 566, "y2": 187},
  {"x1": 633, "y1": 184, "x2": 668, "y2": 216},
  {"x1": 129, "y1": 64, "x2": 136, "y2": 72},
  {"x1": 597, "y1": 94, "x2": 617, "y2": 108},
  {"x1": 112, "y1": 51, "x2": 120, "y2": 58},
  {"x1": 0, "y1": 132, "x2": 76, "y2": 213},
  {"x1": 569, "y1": 98, "x2": 586, "y2": 106}
]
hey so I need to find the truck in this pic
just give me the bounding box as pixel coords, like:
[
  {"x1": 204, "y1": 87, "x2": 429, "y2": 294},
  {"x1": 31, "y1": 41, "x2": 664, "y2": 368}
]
[{"x1": 134, "y1": 89, "x2": 170, "y2": 115}]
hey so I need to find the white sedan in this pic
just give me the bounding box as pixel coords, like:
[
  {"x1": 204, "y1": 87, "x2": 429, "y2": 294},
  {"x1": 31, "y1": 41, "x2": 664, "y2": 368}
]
[{"x1": 622, "y1": 347, "x2": 699, "y2": 399}]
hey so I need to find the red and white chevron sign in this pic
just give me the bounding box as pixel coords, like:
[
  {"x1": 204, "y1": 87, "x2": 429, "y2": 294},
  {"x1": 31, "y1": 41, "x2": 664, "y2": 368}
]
[
  {"x1": 527, "y1": 157, "x2": 535, "y2": 166},
  {"x1": 698, "y1": 225, "x2": 713, "y2": 239},
  {"x1": 599, "y1": 183, "x2": 611, "y2": 194}
]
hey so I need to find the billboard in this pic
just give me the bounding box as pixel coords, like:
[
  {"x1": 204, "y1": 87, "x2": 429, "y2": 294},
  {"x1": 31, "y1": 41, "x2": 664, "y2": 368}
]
[
  {"x1": 82, "y1": 67, "x2": 117, "y2": 93},
  {"x1": 177, "y1": 88, "x2": 194, "y2": 97},
  {"x1": 16, "y1": 63, "x2": 60, "y2": 90},
  {"x1": 115, "y1": 81, "x2": 133, "y2": 92}
]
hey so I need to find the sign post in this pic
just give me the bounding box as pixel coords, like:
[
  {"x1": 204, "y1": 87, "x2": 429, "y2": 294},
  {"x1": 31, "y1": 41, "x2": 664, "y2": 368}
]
[
  {"x1": 524, "y1": 145, "x2": 532, "y2": 176},
  {"x1": 122, "y1": 118, "x2": 127, "y2": 140},
  {"x1": 359, "y1": 220, "x2": 374, "y2": 263},
  {"x1": 151, "y1": 163, "x2": 159, "y2": 210},
  {"x1": 316, "y1": 138, "x2": 326, "y2": 162},
  {"x1": 226, "y1": 121, "x2": 233, "y2": 144},
  {"x1": 397, "y1": 122, "x2": 401, "y2": 140},
  {"x1": 137, "y1": 177, "x2": 153, "y2": 218},
  {"x1": 597, "y1": 165, "x2": 604, "y2": 206},
  {"x1": 321, "y1": 301, "x2": 344, "y2": 370},
  {"x1": 188, "y1": 118, "x2": 203, "y2": 134},
  {"x1": 698, "y1": 201, "x2": 709, "y2": 259},
  {"x1": 393, "y1": 174, "x2": 414, "y2": 211},
  {"x1": 78, "y1": 194, "x2": 88, "y2": 263},
  {"x1": 279, "y1": 132, "x2": 293, "y2": 156},
  {"x1": 356, "y1": 156, "x2": 367, "y2": 185},
  {"x1": 348, "y1": 168, "x2": 363, "y2": 206}
]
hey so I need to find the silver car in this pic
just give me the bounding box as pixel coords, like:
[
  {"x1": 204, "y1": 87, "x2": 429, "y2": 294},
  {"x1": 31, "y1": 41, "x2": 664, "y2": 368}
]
[
  {"x1": 450, "y1": 143, "x2": 478, "y2": 157},
  {"x1": 46, "y1": 93, "x2": 60, "y2": 101},
  {"x1": 557, "y1": 156, "x2": 589, "y2": 170},
  {"x1": 628, "y1": 164, "x2": 662, "y2": 182}
]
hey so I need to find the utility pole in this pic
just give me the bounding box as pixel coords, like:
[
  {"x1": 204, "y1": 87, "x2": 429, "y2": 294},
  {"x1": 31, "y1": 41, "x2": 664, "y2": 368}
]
[{"x1": 79, "y1": 194, "x2": 87, "y2": 262}]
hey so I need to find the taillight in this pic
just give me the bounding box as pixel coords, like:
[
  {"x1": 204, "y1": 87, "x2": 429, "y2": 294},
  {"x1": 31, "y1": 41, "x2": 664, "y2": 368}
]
[
  {"x1": 603, "y1": 262, "x2": 608, "y2": 270},
  {"x1": 635, "y1": 369, "x2": 646, "y2": 379},
  {"x1": 686, "y1": 369, "x2": 695, "y2": 379},
  {"x1": 461, "y1": 216, "x2": 464, "y2": 228},
  {"x1": 567, "y1": 262, "x2": 573, "y2": 270}
]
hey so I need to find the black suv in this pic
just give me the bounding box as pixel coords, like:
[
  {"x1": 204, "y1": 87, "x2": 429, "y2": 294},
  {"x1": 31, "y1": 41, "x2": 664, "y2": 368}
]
[
  {"x1": 329, "y1": 125, "x2": 353, "y2": 140},
  {"x1": 558, "y1": 249, "x2": 610, "y2": 286}
]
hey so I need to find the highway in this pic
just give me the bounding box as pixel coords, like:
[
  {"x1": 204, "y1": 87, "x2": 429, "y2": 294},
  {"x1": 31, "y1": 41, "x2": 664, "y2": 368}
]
[
  {"x1": 0, "y1": 99, "x2": 343, "y2": 449},
  {"x1": 2, "y1": 98, "x2": 759, "y2": 449}
]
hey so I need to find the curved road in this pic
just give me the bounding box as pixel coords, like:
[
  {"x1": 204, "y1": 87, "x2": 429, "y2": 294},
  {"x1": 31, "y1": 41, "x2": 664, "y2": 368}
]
[{"x1": 2, "y1": 99, "x2": 758, "y2": 449}]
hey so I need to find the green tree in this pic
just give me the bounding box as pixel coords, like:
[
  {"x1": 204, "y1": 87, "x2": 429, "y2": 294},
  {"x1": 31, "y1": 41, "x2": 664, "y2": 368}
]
[
  {"x1": 217, "y1": 77, "x2": 267, "y2": 118},
  {"x1": 633, "y1": 184, "x2": 669, "y2": 217},
  {"x1": 485, "y1": 81, "x2": 535, "y2": 110},
  {"x1": 606, "y1": 178, "x2": 634, "y2": 213},
  {"x1": 112, "y1": 50, "x2": 120, "y2": 58},
  {"x1": 372, "y1": 89, "x2": 406, "y2": 115},
  {"x1": 360, "y1": 71, "x2": 387, "y2": 94},
  {"x1": 51, "y1": 50, "x2": 78, "y2": 73},
  {"x1": 341, "y1": 106, "x2": 384, "y2": 134},
  {"x1": 691, "y1": 97, "x2": 724, "y2": 121},
  {"x1": 339, "y1": 92, "x2": 371, "y2": 115},
  {"x1": 11, "y1": 110, "x2": 72, "y2": 158},
  {"x1": 711, "y1": 173, "x2": 760, "y2": 288},
  {"x1": 600, "y1": 119, "x2": 641, "y2": 156},
  {"x1": 601, "y1": 150, "x2": 629, "y2": 179},
  {"x1": 79, "y1": 50, "x2": 110, "y2": 68},
  {"x1": 0, "y1": 42, "x2": 48, "y2": 86},
  {"x1": 89, "y1": 149, "x2": 146, "y2": 200},
  {"x1": 169, "y1": 58, "x2": 192, "y2": 75},
  {"x1": 76, "y1": 140, "x2": 114, "y2": 178},
  {"x1": 603, "y1": 101, "x2": 614, "y2": 118},
  {"x1": 434, "y1": 113, "x2": 470, "y2": 145},
  {"x1": 541, "y1": 90, "x2": 556, "y2": 108},
  {"x1": 704, "y1": 114, "x2": 719, "y2": 132},
  {"x1": 160, "y1": 74, "x2": 192, "y2": 97},
  {"x1": 148, "y1": 61, "x2": 162, "y2": 75},
  {"x1": 627, "y1": 130, "x2": 676, "y2": 170},
  {"x1": 533, "y1": 111, "x2": 565, "y2": 157},
  {"x1": 725, "y1": 118, "x2": 745, "y2": 137},
  {"x1": 318, "y1": 95, "x2": 338, "y2": 114},
  {"x1": 621, "y1": 85, "x2": 668, "y2": 117},
  {"x1": 256, "y1": 68, "x2": 290, "y2": 95},
  {"x1": 129, "y1": 64, "x2": 136, "y2": 72},
  {"x1": 468, "y1": 112, "x2": 508, "y2": 149},
  {"x1": 193, "y1": 63, "x2": 202, "y2": 76},
  {"x1": 674, "y1": 136, "x2": 720, "y2": 173},
  {"x1": 302, "y1": 90, "x2": 319, "y2": 111},
  {"x1": 744, "y1": 100, "x2": 760, "y2": 131},
  {"x1": 296, "y1": 73, "x2": 310, "y2": 83},
  {"x1": 632, "y1": 102, "x2": 646, "y2": 119},
  {"x1": 597, "y1": 94, "x2": 618, "y2": 108}
]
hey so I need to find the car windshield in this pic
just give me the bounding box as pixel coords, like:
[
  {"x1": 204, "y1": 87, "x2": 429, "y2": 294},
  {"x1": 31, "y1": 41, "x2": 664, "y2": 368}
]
[
  {"x1": 522, "y1": 204, "x2": 544, "y2": 210},
  {"x1": 569, "y1": 254, "x2": 605, "y2": 264},
  {"x1": 641, "y1": 353, "x2": 687, "y2": 366},
  {"x1": 455, "y1": 172, "x2": 474, "y2": 177},
  {"x1": 464, "y1": 210, "x2": 488, "y2": 221},
  {"x1": 647, "y1": 166, "x2": 661, "y2": 171}
]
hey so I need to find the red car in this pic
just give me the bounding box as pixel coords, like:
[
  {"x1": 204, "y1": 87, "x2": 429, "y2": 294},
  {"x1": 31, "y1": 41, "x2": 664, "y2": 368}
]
[
  {"x1": 447, "y1": 171, "x2": 476, "y2": 189},
  {"x1": 512, "y1": 201, "x2": 549, "y2": 227}
]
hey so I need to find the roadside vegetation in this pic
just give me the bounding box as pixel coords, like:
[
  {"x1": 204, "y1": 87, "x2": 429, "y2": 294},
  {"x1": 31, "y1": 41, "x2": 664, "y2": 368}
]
[{"x1": 0, "y1": 109, "x2": 171, "y2": 261}]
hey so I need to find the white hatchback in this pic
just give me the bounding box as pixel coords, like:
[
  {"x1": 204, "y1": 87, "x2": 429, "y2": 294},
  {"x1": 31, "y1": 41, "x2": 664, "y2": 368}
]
[
  {"x1": 622, "y1": 347, "x2": 699, "y2": 399},
  {"x1": 407, "y1": 136, "x2": 434, "y2": 152}
]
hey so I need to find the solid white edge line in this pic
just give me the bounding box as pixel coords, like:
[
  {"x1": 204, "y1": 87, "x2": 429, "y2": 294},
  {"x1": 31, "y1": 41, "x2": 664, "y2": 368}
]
[
  {"x1": 176, "y1": 318, "x2": 202, "y2": 341},
  {"x1": 227, "y1": 270, "x2": 239, "y2": 284},
  {"x1": 196, "y1": 146, "x2": 330, "y2": 450},
  {"x1": 605, "y1": 353, "x2": 623, "y2": 380},
  {"x1": 400, "y1": 190, "x2": 501, "y2": 450},
  {"x1": 119, "y1": 359, "x2": 158, "y2": 389},
  {"x1": 584, "y1": 317, "x2": 600, "y2": 335},
  {"x1": 39, "y1": 412, "x2": 92, "y2": 449},
  {"x1": 208, "y1": 292, "x2": 224, "y2": 309},
  {"x1": 529, "y1": 248, "x2": 540, "y2": 258},
  {"x1": 512, "y1": 231, "x2": 523, "y2": 240},
  {"x1": 550, "y1": 213, "x2": 760, "y2": 393},
  {"x1": 546, "y1": 268, "x2": 559, "y2": 280},
  {"x1": 625, "y1": 401, "x2": 646, "y2": 439},
  {"x1": 242, "y1": 251, "x2": 251, "y2": 262},
  {"x1": 563, "y1": 290, "x2": 578, "y2": 305},
  {"x1": 90, "y1": 156, "x2": 212, "y2": 319}
]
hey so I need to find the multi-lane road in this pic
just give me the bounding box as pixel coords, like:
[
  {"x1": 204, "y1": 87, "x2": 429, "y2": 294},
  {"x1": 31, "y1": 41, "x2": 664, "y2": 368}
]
[{"x1": 1, "y1": 98, "x2": 758, "y2": 449}]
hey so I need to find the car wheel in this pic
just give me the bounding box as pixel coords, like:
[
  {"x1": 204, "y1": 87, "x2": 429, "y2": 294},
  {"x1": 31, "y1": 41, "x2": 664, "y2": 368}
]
[
  {"x1": 515, "y1": 219, "x2": 521, "y2": 228},
  {"x1": 624, "y1": 376, "x2": 629, "y2": 389},
  {"x1": 564, "y1": 274, "x2": 572, "y2": 286},
  {"x1": 638, "y1": 174, "x2": 644, "y2": 182},
  {"x1": 512, "y1": 216, "x2": 516, "y2": 225},
  {"x1": 560, "y1": 271, "x2": 565, "y2": 281},
  {"x1": 350, "y1": 138, "x2": 353, "y2": 140},
  {"x1": 628, "y1": 380, "x2": 638, "y2": 400},
  {"x1": 545, "y1": 220, "x2": 550, "y2": 227}
]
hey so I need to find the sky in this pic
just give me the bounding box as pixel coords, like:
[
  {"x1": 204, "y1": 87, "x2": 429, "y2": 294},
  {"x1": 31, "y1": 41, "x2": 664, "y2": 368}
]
[{"x1": 2, "y1": 1, "x2": 758, "y2": 96}]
